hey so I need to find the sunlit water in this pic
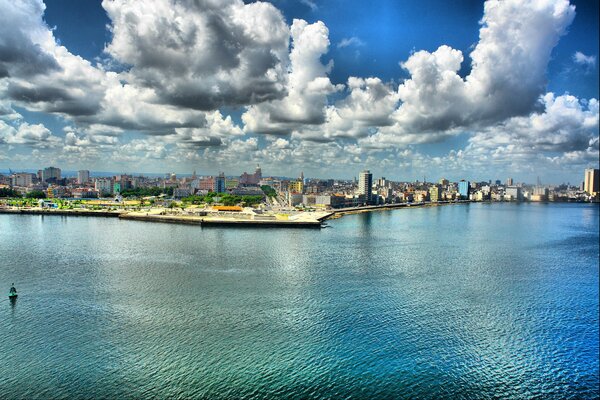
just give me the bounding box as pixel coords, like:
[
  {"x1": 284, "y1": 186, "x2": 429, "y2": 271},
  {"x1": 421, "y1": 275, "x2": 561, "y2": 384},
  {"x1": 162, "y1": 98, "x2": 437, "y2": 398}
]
[{"x1": 1, "y1": 203, "x2": 598, "y2": 399}]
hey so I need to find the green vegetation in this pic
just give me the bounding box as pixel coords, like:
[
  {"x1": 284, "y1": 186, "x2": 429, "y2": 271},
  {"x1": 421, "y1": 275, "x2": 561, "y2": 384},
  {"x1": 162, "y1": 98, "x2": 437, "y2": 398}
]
[
  {"x1": 182, "y1": 192, "x2": 264, "y2": 207},
  {"x1": 261, "y1": 185, "x2": 277, "y2": 198},
  {"x1": 120, "y1": 186, "x2": 174, "y2": 198},
  {"x1": 0, "y1": 188, "x2": 21, "y2": 198},
  {"x1": 25, "y1": 190, "x2": 47, "y2": 199}
]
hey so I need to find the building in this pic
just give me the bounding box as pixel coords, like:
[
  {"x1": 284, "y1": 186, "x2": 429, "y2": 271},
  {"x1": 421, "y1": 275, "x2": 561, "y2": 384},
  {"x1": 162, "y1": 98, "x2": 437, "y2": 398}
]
[
  {"x1": 288, "y1": 180, "x2": 304, "y2": 194},
  {"x1": 505, "y1": 186, "x2": 523, "y2": 201},
  {"x1": 11, "y1": 173, "x2": 34, "y2": 187},
  {"x1": 429, "y1": 185, "x2": 440, "y2": 202},
  {"x1": 438, "y1": 178, "x2": 449, "y2": 187},
  {"x1": 239, "y1": 164, "x2": 262, "y2": 185},
  {"x1": 213, "y1": 173, "x2": 226, "y2": 193},
  {"x1": 199, "y1": 177, "x2": 214, "y2": 191},
  {"x1": 531, "y1": 187, "x2": 549, "y2": 202},
  {"x1": 584, "y1": 168, "x2": 599, "y2": 196},
  {"x1": 506, "y1": 177, "x2": 513, "y2": 186},
  {"x1": 77, "y1": 170, "x2": 90, "y2": 185},
  {"x1": 42, "y1": 166, "x2": 61, "y2": 182},
  {"x1": 458, "y1": 180, "x2": 470, "y2": 199},
  {"x1": 358, "y1": 170, "x2": 373, "y2": 204},
  {"x1": 95, "y1": 178, "x2": 113, "y2": 196}
]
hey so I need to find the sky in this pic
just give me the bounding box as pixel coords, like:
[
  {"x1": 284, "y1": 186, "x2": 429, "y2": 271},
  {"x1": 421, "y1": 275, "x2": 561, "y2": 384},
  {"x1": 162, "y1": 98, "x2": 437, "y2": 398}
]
[{"x1": 0, "y1": 0, "x2": 598, "y2": 183}]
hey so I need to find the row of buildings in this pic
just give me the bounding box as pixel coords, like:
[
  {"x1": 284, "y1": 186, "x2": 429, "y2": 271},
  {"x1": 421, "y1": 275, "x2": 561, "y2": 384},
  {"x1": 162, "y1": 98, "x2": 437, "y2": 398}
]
[{"x1": 1, "y1": 165, "x2": 598, "y2": 206}]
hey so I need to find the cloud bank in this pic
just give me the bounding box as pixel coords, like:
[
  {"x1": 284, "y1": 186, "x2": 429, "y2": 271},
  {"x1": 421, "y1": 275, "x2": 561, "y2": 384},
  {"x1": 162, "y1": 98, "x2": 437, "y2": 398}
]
[{"x1": 0, "y1": 0, "x2": 597, "y2": 181}]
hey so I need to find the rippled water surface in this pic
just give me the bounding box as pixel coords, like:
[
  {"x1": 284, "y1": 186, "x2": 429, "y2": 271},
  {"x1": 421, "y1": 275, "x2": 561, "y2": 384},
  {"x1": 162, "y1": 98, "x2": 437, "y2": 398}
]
[{"x1": 1, "y1": 203, "x2": 598, "y2": 399}]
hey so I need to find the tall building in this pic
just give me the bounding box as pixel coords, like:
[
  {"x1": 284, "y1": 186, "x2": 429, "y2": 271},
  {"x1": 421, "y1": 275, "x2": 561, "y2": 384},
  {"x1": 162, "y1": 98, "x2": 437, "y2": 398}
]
[
  {"x1": 584, "y1": 168, "x2": 599, "y2": 196},
  {"x1": 358, "y1": 170, "x2": 373, "y2": 203},
  {"x1": 77, "y1": 170, "x2": 90, "y2": 184},
  {"x1": 458, "y1": 180, "x2": 470, "y2": 199},
  {"x1": 506, "y1": 177, "x2": 513, "y2": 186},
  {"x1": 429, "y1": 185, "x2": 440, "y2": 202},
  {"x1": 214, "y1": 173, "x2": 226, "y2": 193},
  {"x1": 42, "y1": 166, "x2": 61, "y2": 182}
]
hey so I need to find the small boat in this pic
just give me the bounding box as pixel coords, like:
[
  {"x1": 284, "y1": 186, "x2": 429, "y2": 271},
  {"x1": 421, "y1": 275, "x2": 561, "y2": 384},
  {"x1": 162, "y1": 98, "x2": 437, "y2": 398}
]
[{"x1": 8, "y1": 284, "x2": 17, "y2": 299}]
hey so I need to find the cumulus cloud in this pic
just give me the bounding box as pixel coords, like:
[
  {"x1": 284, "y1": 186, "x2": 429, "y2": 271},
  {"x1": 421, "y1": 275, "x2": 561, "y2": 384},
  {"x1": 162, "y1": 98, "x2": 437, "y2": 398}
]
[
  {"x1": 387, "y1": 0, "x2": 576, "y2": 137},
  {"x1": 0, "y1": 120, "x2": 60, "y2": 147},
  {"x1": 103, "y1": 0, "x2": 290, "y2": 111},
  {"x1": 0, "y1": 0, "x2": 60, "y2": 78},
  {"x1": 242, "y1": 19, "x2": 343, "y2": 135},
  {"x1": 0, "y1": 0, "x2": 595, "y2": 182}
]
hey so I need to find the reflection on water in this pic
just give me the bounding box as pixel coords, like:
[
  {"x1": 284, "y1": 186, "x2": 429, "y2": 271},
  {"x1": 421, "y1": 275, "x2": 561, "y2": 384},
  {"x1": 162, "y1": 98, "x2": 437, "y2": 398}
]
[{"x1": 0, "y1": 203, "x2": 598, "y2": 398}]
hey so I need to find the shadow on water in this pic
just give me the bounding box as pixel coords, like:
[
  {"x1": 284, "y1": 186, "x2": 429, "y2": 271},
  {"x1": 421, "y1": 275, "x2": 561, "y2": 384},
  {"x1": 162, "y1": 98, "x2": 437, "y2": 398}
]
[{"x1": 10, "y1": 296, "x2": 16, "y2": 315}]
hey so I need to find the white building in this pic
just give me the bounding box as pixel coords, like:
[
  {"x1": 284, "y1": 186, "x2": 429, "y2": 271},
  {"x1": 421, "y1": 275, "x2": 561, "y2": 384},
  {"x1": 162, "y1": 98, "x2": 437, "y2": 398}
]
[
  {"x1": 95, "y1": 178, "x2": 113, "y2": 196},
  {"x1": 77, "y1": 170, "x2": 90, "y2": 185},
  {"x1": 11, "y1": 173, "x2": 33, "y2": 187}
]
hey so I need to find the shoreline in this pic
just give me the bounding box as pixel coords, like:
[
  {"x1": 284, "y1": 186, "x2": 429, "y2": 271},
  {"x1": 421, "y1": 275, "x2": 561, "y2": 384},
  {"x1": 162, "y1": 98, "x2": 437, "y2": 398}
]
[
  {"x1": 0, "y1": 201, "x2": 472, "y2": 227},
  {"x1": 2, "y1": 200, "x2": 594, "y2": 228}
]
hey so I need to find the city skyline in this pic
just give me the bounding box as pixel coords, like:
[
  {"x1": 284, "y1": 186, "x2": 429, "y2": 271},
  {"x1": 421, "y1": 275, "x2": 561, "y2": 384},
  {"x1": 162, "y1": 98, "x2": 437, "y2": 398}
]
[{"x1": 0, "y1": 0, "x2": 598, "y2": 183}]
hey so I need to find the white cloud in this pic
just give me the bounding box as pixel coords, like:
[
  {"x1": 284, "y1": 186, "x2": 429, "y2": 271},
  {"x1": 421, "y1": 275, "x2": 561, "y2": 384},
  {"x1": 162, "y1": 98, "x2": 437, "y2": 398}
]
[
  {"x1": 300, "y1": 0, "x2": 318, "y2": 12},
  {"x1": 0, "y1": 0, "x2": 596, "y2": 182},
  {"x1": 0, "y1": 120, "x2": 60, "y2": 147},
  {"x1": 242, "y1": 19, "x2": 343, "y2": 135},
  {"x1": 103, "y1": 0, "x2": 290, "y2": 111},
  {"x1": 573, "y1": 51, "x2": 596, "y2": 67},
  {"x1": 337, "y1": 37, "x2": 365, "y2": 49}
]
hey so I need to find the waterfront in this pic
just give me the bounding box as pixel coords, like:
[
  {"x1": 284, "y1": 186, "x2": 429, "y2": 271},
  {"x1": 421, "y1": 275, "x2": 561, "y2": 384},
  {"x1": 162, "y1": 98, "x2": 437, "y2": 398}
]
[{"x1": 0, "y1": 203, "x2": 598, "y2": 398}]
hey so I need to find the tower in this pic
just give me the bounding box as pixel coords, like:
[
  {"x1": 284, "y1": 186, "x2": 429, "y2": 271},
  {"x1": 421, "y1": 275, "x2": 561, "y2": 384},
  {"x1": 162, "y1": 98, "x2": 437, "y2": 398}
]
[{"x1": 358, "y1": 170, "x2": 373, "y2": 204}]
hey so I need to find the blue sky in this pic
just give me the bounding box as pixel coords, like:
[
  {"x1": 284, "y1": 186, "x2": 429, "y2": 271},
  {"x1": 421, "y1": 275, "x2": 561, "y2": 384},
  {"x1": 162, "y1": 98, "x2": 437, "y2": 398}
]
[{"x1": 0, "y1": 0, "x2": 598, "y2": 183}]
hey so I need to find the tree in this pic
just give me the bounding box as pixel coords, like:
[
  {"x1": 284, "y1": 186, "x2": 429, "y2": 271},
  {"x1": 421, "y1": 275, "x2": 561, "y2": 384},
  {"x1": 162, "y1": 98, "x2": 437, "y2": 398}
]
[
  {"x1": 0, "y1": 188, "x2": 21, "y2": 198},
  {"x1": 25, "y1": 190, "x2": 47, "y2": 199},
  {"x1": 261, "y1": 185, "x2": 277, "y2": 198}
]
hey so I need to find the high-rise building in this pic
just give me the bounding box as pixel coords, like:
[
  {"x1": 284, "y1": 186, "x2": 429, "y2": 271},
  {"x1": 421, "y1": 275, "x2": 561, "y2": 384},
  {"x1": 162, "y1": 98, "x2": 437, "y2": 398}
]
[
  {"x1": 506, "y1": 177, "x2": 513, "y2": 186},
  {"x1": 42, "y1": 166, "x2": 61, "y2": 182},
  {"x1": 358, "y1": 170, "x2": 373, "y2": 203},
  {"x1": 77, "y1": 170, "x2": 90, "y2": 184},
  {"x1": 584, "y1": 169, "x2": 599, "y2": 196},
  {"x1": 214, "y1": 173, "x2": 226, "y2": 193},
  {"x1": 429, "y1": 185, "x2": 440, "y2": 202},
  {"x1": 458, "y1": 180, "x2": 470, "y2": 199}
]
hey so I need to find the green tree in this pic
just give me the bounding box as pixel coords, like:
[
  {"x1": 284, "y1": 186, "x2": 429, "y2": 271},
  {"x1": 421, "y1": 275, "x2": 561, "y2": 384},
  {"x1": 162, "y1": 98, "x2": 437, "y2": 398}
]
[
  {"x1": 0, "y1": 188, "x2": 21, "y2": 198},
  {"x1": 25, "y1": 190, "x2": 47, "y2": 199},
  {"x1": 261, "y1": 185, "x2": 276, "y2": 197}
]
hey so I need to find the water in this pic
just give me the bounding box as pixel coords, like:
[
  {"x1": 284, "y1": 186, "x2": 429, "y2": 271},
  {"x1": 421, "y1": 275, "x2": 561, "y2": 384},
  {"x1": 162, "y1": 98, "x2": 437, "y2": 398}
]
[{"x1": 0, "y1": 203, "x2": 598, "y2": 399}]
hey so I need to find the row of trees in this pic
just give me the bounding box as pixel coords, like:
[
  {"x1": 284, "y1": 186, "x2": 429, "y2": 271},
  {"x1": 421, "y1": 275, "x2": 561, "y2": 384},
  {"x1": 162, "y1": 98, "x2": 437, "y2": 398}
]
[
  {"x1": 261, "y1": 185, "x2": 277, "y2": 197},
  {"x1": 181, "y1": 192, "x2": 264, "y2": 207},
  {"x1": 120, "y1": 187, "x2": 174, "y2": 198},
  {"x1": 0, "y1": 188, "x2": 47, "y2": 198}
]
